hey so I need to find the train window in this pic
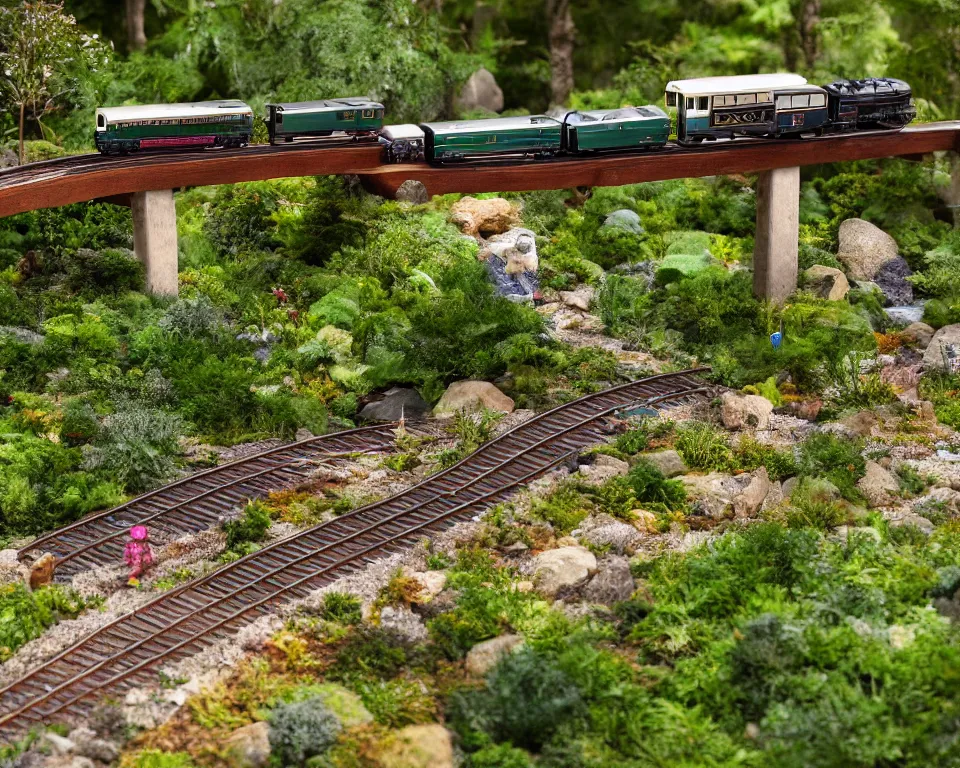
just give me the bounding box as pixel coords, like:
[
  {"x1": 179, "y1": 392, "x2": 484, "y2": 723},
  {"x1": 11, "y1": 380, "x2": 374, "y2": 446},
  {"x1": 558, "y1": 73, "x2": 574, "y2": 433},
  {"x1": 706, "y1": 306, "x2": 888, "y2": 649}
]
[
  {"x1": 757, "y1": 92, "x2": 773, "y2": 103},
  {"x1": 698, "y1": 97, "x2": 709, "y2": 111},
  {"x1": 776, "y1": 95, "x2": 791, "y2": 109},
  {"x1": 97, "y1": 114, "x2": 105, "y2": 129},
  {"x1": 810, "y1": 93, "x2": 825, "y2": 107},
  {"x1": 792, "y1": 94, "x2": 810, "y2": 108},
  {"x1": 276, "y1": 111, "x2": 283, "y2": 124},
  {"x1": 736, "y1": 93, "x2": 757, "y2": 105},
  {"x1": 362, "y1": 109, "x2": 374, "y2": 118},
  {"x1": 487, "y1": 135, "x2": 497, "y2": 143},
  {"x1": 665, "y1": 92, "x2": 677, "y2": 107},
  {"x1": 686, "y1": 97, "x2": 694, "y2": 111}
]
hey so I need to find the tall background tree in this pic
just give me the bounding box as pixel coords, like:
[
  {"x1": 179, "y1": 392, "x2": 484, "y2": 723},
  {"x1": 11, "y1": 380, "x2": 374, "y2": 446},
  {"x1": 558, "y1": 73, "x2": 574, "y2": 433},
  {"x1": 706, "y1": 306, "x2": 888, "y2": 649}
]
[{"x1": 0, "y1": 2, "x2": 106, "y2": 163}]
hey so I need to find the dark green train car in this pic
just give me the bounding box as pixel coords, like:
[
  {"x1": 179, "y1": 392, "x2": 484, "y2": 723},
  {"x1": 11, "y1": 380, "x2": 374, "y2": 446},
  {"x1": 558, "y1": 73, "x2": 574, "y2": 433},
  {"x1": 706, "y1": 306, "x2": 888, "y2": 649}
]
[
  {"x1": 563, "y1": 106, "x2": 670, "y2": 151},
  {"x1": 266, "y1": 98, "x2": 384, "y2": 144},
  {"x1": 420, "y1": 115, "x2": 562, "y2": 162},
  {"x1": 95, "y1": 100, "x2": 253, "y2": 154}
]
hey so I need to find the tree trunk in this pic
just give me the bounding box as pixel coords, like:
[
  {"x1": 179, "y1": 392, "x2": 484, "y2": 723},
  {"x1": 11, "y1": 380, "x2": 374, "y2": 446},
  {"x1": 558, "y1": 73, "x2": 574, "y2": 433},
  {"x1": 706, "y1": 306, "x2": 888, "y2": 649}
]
[
  {"x1": 18, "y1": 102, "x2": 25, "y2": 166},
  {"x1": 126, "y1": 0, "x2": 147, "y2": 52},
  {"x1": 799, "y1": 0, "x2": 821, "y2": 69},
  {"x1": 546, "y1": 0, "x2": 575, "y2": 108}
]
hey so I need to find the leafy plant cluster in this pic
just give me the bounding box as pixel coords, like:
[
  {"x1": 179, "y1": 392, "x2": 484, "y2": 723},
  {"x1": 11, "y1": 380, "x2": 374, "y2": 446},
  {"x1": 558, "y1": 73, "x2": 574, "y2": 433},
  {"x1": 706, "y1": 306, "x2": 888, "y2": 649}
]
[{"x1": 0, "y1": 583, "x2": 89, "y2": 662}]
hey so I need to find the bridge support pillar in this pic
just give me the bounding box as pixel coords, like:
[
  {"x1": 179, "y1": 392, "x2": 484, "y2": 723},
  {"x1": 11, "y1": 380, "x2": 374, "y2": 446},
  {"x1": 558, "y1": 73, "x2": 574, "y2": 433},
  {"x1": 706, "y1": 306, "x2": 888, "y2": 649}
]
[
  {"x1": 131, "y1": 189, "x2": 178, "y2": 297},
  {"x1": 753, "y1": 166, "x2": 799, "y2": 303}
]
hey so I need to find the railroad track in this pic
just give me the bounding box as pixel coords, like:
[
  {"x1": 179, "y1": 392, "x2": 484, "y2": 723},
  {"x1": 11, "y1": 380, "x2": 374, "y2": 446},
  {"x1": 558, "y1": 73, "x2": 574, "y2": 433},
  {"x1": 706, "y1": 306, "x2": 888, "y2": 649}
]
[
  {"x1": 19, "y1": 424, "x2": 401, "y2": 580},
  {"x1": 0, "y1": 370, "x2": 711, "y2": 740}
]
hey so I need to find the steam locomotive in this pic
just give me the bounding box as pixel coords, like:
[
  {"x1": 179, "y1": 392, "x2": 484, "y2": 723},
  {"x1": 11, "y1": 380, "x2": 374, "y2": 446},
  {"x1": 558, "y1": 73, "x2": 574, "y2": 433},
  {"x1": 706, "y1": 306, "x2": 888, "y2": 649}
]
[{"x1": 93, "y1": 74, "x2": 916, "y2": 164}]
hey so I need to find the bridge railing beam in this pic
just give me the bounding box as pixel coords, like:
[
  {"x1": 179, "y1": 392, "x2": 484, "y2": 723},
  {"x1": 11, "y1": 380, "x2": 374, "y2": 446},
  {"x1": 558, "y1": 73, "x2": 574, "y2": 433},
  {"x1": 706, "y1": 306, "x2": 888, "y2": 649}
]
[
  {"x1": 131, "y1": 189, "x2": 178, "y2": 297},
  {"x1": 753, "y1": 166, "x2": 800, "y2": 303}
]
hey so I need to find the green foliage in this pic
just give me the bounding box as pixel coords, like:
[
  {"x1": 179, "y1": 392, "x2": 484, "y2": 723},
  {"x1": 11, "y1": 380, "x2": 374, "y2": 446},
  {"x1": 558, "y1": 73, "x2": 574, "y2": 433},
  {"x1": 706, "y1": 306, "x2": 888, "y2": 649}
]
[
  {"x1": 224, "y1": 501, "x2": 272, "y2": 552},
  {"x1": 354, "y1": 677, "x2": 438, "y2": 728},
  {"x1": 267, "y1": 695, "x2": 341, "y2": 766},
  {"x1": 918, "y1": 373, "x2": 960, "y2": 429},
  {"x1": 675, "y1": 422, "x2": 734, "y2": 471},
  {"x1": 119, "y1": 751, "x2": 198, "y2": 768},
  {"x1": 626, "y1": 460, "x2": 687, "y2": 511},
  {"x1": 529, "y1": 484, "x2": 591, "y2": 535},
  {"x1": 321, "y1": 592, "x2": 362, "y2": 625},
  {"x1": 0, "y1": 583, "x2": 87, "y2": 661},
  {"x1": 797, "y1": 432, "x2": 866, "y2": 502}
]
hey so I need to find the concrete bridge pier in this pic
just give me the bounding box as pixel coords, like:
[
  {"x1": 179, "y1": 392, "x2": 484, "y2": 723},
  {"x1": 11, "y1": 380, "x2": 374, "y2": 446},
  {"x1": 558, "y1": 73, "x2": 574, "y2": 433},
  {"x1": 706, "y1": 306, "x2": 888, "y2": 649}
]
[
  {"x1": 753, "y1": 166, "x2": 800, "y2": 303},
  {"x1": 131, "y1": 189, "x2": 179, "y2": 297}
]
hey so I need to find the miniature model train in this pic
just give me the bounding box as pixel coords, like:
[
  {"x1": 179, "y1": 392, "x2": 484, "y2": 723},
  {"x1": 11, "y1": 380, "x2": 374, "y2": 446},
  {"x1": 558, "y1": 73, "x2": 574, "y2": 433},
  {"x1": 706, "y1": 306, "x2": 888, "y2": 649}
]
[{"x1": 94, "y1": 74, "x2": 916, "y2": 163}]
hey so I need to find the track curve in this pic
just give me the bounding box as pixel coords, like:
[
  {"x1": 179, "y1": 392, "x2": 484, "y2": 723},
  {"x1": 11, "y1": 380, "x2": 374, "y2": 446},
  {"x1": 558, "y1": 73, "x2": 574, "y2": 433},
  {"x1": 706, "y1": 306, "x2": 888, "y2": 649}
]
[
  {"x1": 1, "y1": 123, "x2": 958, "y2": 216},
  {"x1": 0, "y1": 369, "x2": 711, "y2": 740},
  {"x1": 20, "y1": 424, "x2": 400, "y2": 579}
]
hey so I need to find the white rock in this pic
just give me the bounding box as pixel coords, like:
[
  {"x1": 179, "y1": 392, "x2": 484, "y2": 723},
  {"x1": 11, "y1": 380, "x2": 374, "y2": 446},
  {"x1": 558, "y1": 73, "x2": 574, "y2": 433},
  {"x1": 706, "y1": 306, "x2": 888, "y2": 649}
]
[
  {"x1": 857, "y1": 461, "x2": 900, "y2": 507},
  {"x1": 532, "y1": 546, "x2": 598, "y2": 597},
  {"x1": 837, "y1": 218, "x2": 899, "y2": 280},
  {"x1": 804, "y1": 265, "x2": 850, "y2": 301},
  {"x1": 641, "y1": 450, "x2": 687, "y2": 478},
  {"x1": 577, "y1": 454, "x2": 630, "y2": 485},
  {"x1": 433, "y1": 380, "x2": 515, "y2": 417},
  {"x1": 559, "y1": 284, "x2": 596, "y2": 311},
  {"x1": 465, "y1": 634, "x2": 525, "y2": 676},
  {"x1": 379, "y1": 605, "x2": 429, "y2": 644},
  {"x1": 720, "y1": 392, "x2": 773, "y2": 430},
  {"x1": 583, "y1": 556, "x2": 635, "y2": 605},
  {"x1": 922, "y1": 324, "x2": 960, "y2": 372},
  {"x1": 224, "y1": 720, "x2": 271, "y2": 768},
  {"x1": 44, "y1": 733, "x2": 76, "y2": 756},
  {"x1": 732, "y1": 467, "x2": 771, "y2": 518}
]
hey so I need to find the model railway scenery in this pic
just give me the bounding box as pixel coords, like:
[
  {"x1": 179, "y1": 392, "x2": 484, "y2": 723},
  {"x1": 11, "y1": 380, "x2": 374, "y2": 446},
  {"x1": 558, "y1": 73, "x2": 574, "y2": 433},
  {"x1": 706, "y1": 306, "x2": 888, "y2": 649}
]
[
  {"x1": 92, "y1": 74, "x2": 917, "y2": 163},
  {"x1": 2, "y1": 1, "x2": 960, "y2": 766}
]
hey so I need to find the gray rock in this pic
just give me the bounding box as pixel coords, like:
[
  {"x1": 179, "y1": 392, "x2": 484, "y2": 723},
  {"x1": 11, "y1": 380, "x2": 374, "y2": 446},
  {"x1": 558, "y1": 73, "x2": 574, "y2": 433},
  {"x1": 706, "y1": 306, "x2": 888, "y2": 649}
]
[
  {"x1": 602, "y1": 209, "x2": 644, "y2": 235},
  {"x1": 889, "y1": 510, "x2": 935, "y2": 535},
  {"x1": 0, "y1": 148, "x2": 18, "y2": 168},
  {"x1": 682, "y1": 473, "x2": 741, "y2": 518},
  {"x1": 720, "y1": 392, "x2": 774, "y2": 430},
  {"x1": 837, "y1": 218, "x2": 899, "y2": 280},
  {"x1": 395, "y1": 180, "x2": 429, "y2": 205},
  {"x1": 577, "y1": 454, "x2": 630, "y2": 485},
  {"x1": 901, "y1": 322, "x2": 935, "y2": 349},
  {"x1": 732, "y1": 467, "x2": 771, "y2": 518},
  {"x1": 69, "y1": 727, "x2": 120, "y2": 763},
  {"x1": 0, "y1": 326, "x2": 45, "y2": 345},
  {"x1": 873, "y1": 256, "x2": 914, "y2": 307},
  {"x1": 532, "y1": 546, "x2": 598, "y2": 597},
  {"x1": 465, "y1": 634, "x2": 524, "y2": 676},
  {"x1": 804, "y1": 265, "x2": 850, "y2": 301},
  {"x1": 642, "y1": 450, "x2": 688, "y2": 478},
  {"x1": 923, "y1": 324, "x2": 960, "y2": 372},
  {"x1": 379, "y1": 605, "x2": 429, "y2": 645},
  {"x1": 44, "y1": 733, "x2": 76, "y2": 755},
  {"x1": 455, "y1": 67, "x2": 504, "y2": 113},
  {"x1": 224, "y1": 721, "x2": 271, "y2": 768},
  {"x1": 857, "y1": 461, "x2": 899, "y2": 507},
  {"x1": 573, "y1": 513, "x2": 643, "y2": 555},
  {"x1": 583, "y1": 556, "x2": 635, "y2": 605},
  {"x1": 560, "y1": 284, "x2": 595, "y2": 311},
  {"x1": 358, "y1": 387, "x2": 430, "y2": 422}
]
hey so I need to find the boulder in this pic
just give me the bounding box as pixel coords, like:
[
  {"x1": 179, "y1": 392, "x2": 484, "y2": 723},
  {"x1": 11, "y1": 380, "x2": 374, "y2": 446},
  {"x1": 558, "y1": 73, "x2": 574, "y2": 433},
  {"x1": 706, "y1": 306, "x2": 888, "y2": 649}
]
[
  {"x1": 455, "y1": 68, "x2": 504, "y2": 114},
  {"x1": 922, "y1": 324, "x2": 960, "y2": 372},
  {"x1": 583, "y1": 556, "x2": 635, "y2": 605},
  {"x1": 450, "y1": 196, "x2": 520, "y2": 237},
  {"x1": 682, "y1": 473, "x2": 741, "y2": 518},
  {"x1": 358, "y1": 387, "x2": 430, "y2": 423},
  {"x1": 642, "y1": 450, "x2": 687, "y2": 478},
  {"x1": 224, "y1": 721, "x2": 271, "y2": 768},
  {"x1": 842, "y1": 410, "x2": 878, "y2": 439},
  {"x1": 68, "y1": 727, "x2": 119, "y2": 763},
  {"x1": 379, "y1": 605, "x2": 429, "y2": 645},
  {"x1": 378, "y1": 724, "x2": 454, "y2": 768},
  {"x1": 394, "y1": 180, "x2": 429, "y2": 205},
  {"x1": 407, "y1": 569, "x2": 448, "y2": 600},
  {"x1": 732, "y1": 467, "x2": 771, "y2": 518},
  {"x1": 433, "y1": 380, "x2": 515, "y2": 417},
  {"x1": 0, "y1": 148, "x2": 18, "y2": 168},
  {"x1": 531, "y1": 546, "x2": 598, "y2": 597},
  {"x1": 0, "y1": 549, "x2": 27, "y2": 586},
  {"x1": 804, "y1": 265, "x2": 850, "y2": 301},
  {"x1": 29, "y1": 552, "x2": 57, "y2": 590},
  {"x1": 0, "y1": 326, "x2": 45, "y2": 345},
  {"x1": 720, "y1": 392, "x2": 773, "y2": 430},
  {"x1": 559, "y1": 284, "x2": 595, "y2": 311},
  {"x1": 857, "y1": 461, "x2": 900, "y2": 507},
  {"x1": 836, "y1": 218, "x2": 899, "y2": 280},
  {"x1": 601, "y1": 209, "x2": 644, "y2": 235},
  {"x1": 889, "y1": 510, "x2": 935, "y2": 535},
  {"x1": 901, "y1": 322, "x2": 936, "y2": 349},
  {"x1": 577, "y1": 454, "x2": 630, "y2": 485},
  {"x1": 465, "y1": 633, "x2": 525, "y2": 676},
  {"x1": 873, "y1": 256, "x2": 914, "y2": 307},
  {"x1": 573, "y1": 513, "x2": 643, "y2": 555},
  {"x1": 44, "y1": 733, "x2": 76, "y2": 756}
]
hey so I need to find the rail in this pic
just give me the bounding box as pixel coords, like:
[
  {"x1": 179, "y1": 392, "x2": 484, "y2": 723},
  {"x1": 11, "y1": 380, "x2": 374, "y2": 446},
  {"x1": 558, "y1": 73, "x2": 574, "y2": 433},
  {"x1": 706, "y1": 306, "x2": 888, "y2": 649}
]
[{"x1": 0, "y1": 369, "x2": 711, "y2": 740}]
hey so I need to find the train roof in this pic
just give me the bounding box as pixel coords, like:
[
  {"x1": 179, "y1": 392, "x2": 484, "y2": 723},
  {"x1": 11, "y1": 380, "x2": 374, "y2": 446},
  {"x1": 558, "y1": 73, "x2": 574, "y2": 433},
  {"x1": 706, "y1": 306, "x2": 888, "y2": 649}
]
[
  {"x1": 380, "y1": 124, "x2": 425, "y2": 141},
  {"x1": 665, "y1": 73, "x2": 807, "y2": 95},
  {"x1": 566, "y1": 106, "x2": 668, "y2": 124},
  {"x1": 267, "y1": 98, "x2": 383, "y2": 112},
  {"x1": 420, "y1": 115, "x2": 561, "y2": 135},
  {"x1": 96, "y1": 100, "x2": 252, "y2": 124},
  {"x1": 772, "y1": 84, "x2": 828, "y2": 95},
  {"x1": 823, "y1": 78, "x2": 912, "y2": 97}
]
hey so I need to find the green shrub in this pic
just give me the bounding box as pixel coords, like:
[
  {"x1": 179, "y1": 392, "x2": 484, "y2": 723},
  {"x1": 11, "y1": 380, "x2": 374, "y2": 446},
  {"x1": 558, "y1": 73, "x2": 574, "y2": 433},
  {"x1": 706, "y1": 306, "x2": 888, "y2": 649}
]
[
  {"x1": 734, "y1": 436, "x2": 798, "y2": 481},
  {"x1": 321, "y1": 592, "x2": 362, "y2": 624},
  {"x1": 224, "y1": 501, "x2": 272, "y2": 552},
  {"x1": 119, "y1": 750, "x2": 198, "y2": 768},
  {"x1": 267, "y1": 695, "x2": 341, "y2": 766},
  {"x1": 797, "y1": 432, "x2": 866, "y2": 501},
  {"x1": 675, "y1": 422, "x2": 733, "y2": 471},
  {"x1": 65, "y1": 248, "x2": 144, "y2": 295},
  {"x1": 451, "y1": 648, "x2": 584, "y2": 752},
  {"x1": 355, "y1": 677, "x2": 438, "y2": 728},
  {"x1": 467, "y1": 744, "x2": 535, "y2": 768},
  {"x1": 0, "y1": 583, "x2": 88, "y2": 661},
  {"x1": 627, "y1": 460, "x2": 686, "y2": 511},
  {"x1": 529, "y1": 484, "x2": 591, "y2": 535}
]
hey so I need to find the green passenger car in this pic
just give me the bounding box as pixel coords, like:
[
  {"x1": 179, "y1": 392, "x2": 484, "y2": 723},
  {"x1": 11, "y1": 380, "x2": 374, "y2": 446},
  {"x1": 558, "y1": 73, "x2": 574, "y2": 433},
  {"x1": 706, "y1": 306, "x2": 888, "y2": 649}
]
[
  {"x1": 563, "y1": 106, "x2": 670, "y2": 151},
  {"x1": 265, "y1": 98, "x2": 384, "y2": 143},
  {"x1": 420, "y1": 116, "x2": 562, "y2": 162},
  {"x1": 94, "y1": 100, "x2": 253, "y2": 154}
]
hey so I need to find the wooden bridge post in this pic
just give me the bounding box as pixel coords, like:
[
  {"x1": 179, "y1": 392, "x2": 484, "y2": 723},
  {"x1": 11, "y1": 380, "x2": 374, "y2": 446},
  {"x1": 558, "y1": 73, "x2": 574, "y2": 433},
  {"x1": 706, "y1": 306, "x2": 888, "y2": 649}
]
[
  {"x1": 753, "y1": 166, "x2": 800, "y2": 303},
  {"x1": 131, "y1": 189, "x2": 179, "y2": 297}
]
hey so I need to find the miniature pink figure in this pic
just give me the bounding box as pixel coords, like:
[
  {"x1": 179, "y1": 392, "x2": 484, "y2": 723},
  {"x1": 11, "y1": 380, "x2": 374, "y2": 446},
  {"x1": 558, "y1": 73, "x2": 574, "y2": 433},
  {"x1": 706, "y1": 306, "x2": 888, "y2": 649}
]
[{"x1": 123, "y1": 525, "x2": 153, "y2": 587}]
